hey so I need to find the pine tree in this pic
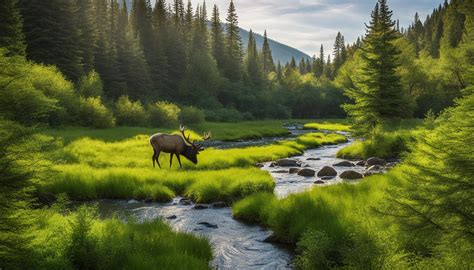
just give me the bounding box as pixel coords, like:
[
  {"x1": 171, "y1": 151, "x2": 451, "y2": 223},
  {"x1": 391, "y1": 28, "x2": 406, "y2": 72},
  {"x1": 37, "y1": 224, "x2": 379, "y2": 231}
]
[
  {"x1": 261, "y1": 30, "x2": 275, "y2": 75},
  {"x1": 340, "y1": 35, "x2": 347, "y2": 64},
  {"x1": 441, "y1": 0, "x2": 466, "y2": 49},
  {"x1": 76, "y1": 0, "x2": 96, "y2": 74},
  {"x1": 20, "y1": 0, "x2": 83, "y2": 81},
  {"x1": 298, "y1": 57, "x2": 307, "y2": 74},
  {"x1": 224, "y1": 0, "x2": 243, "y2": 81},
  {"x1": 151, "y1": 0, "x2": 170, "y2": 96},
  {"x1": 289, "y1": 56, "x2": 296, "y2": 69},
  {"x1": 211, "y1": 4, "x2": 226, "y2": 73},
  {"x1": 325, "y1": 55, "x2": 332, "y2": 78},
  {"x1": 333, "y1": 32, "x2": 342, "y2": 75},
  {"x1": 0, "y1": 0, "x2": 25, "y2": 55},
  {"x1": 343, "y1": 0, "x2": 407, "y2": 136},
  {"x1": 245, "y1": 30, "x2": 263, "y2": 87}
]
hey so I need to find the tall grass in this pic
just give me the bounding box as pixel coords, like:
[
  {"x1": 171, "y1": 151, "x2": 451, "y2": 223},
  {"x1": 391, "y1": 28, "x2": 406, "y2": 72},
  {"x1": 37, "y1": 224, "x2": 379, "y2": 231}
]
[
  {"x1": 304, "y1": 122, "x2": 351, "y2": 132},
  {"x1": 29, "y1": 206, "x2": 212, "y2": 269},
  {"x1": 46, "y1": 130, "x2": 346, "y2": 202}
]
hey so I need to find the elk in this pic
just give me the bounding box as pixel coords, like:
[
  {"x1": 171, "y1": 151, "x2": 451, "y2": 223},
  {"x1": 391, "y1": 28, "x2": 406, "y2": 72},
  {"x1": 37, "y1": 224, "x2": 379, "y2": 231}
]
[{"x1": 149, "y1": 126, "x2": 211, "y2": 168}]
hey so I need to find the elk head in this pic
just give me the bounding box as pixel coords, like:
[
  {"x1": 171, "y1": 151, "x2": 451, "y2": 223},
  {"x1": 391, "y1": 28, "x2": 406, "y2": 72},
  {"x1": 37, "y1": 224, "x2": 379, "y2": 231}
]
[{"x1": 180, "y1": 126, "x2": 211, "y2": 164}]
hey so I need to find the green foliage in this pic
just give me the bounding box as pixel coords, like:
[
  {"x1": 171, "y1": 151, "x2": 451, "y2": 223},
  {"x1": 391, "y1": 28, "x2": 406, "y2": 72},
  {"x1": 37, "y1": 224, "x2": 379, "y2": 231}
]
[
  {"x1": 78, "y1": 97, "x2": 115, "y2": 129},
  {"x1": 0, "y1": 0, "x2": 25, "y2": 55},
  {"x1": 179, "y1": 106, "x2": 205, "y2": 125},
  {"x1": 30, "y1": 206, "x2": 212, "y2": 269},
  {"x1": 114, "y1": 96, "x2": 147, "y2": 127},
  {"x1": 77, "y1": 70, "x2": 104, "y2": 98},
  {"x1": 204, "y1": 107, "x2": 243, "y2": 123},
  {"x1": 303, "y1": 121, "x2": 351, "y2": 132},
  {"x1": 147, "y1": 101, "x2": 181, "y2": 128}
]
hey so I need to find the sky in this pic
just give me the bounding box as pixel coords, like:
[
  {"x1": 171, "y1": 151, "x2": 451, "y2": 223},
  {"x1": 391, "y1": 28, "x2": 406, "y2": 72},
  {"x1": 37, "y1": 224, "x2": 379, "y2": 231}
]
[{"x1": 190, "y1": 0, "x2": 445, "y2": 56}]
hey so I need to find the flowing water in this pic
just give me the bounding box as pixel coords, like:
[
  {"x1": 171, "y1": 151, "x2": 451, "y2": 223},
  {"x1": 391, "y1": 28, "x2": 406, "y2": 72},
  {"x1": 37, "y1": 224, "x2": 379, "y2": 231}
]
[{"x1": 97, "y1": 128, "x2": 366, "y2": 269}]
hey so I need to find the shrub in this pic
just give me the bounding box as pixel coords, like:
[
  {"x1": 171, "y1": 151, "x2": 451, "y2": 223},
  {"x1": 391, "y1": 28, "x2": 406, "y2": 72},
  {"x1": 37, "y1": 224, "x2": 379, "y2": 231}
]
[
  {"x1": 179, "y1": 106, "x2": 205, "y2": 124},
  {"x1": 77, "y1": 71, "x2": 103, "y2": 98},
  {"x1": 204, "y1": 108, "x2": 243, "y2": 122},
  {"x1": 147, "y1": 101, "x2": 180, "y2": 128},
  {"x1": 114, "y1": 96, "x2": 147, "y2": 126},
  {"x1": 78, "y1": 97, "x2": 115, "y2": 128}
]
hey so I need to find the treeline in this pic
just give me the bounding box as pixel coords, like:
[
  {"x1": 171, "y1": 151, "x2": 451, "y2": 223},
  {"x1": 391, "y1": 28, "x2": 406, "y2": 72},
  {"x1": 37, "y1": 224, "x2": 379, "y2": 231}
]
[{"x1": 0, "y1": 0, "x2": 351, "y2": 129}]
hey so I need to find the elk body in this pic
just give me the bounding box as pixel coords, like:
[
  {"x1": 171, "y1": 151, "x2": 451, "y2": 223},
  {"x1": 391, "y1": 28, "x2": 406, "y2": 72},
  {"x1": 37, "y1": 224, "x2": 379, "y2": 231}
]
[{"x1": 149, "y1": 126, "x2": 211, "y2": 168}]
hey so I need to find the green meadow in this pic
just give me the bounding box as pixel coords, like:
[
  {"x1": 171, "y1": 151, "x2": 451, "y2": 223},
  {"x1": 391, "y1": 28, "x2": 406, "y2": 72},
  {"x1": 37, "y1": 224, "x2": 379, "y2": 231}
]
[{"x1": 44, "y1": 123, "x2": 347, "y2": 203}]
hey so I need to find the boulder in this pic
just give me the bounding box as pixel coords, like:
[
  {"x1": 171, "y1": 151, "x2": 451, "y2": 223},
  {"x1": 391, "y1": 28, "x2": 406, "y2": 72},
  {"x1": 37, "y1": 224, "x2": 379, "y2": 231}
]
[
  {"x1": 275, "y1": 158, "x2": 299, "y2": 167},
  {"x1": 366, "y1": 157, "x2": 386, "y2": 166},
  {"x1": 143, "y1": 198, "x2": 153, "y2": 203},
  {"x1": 314, "y1": 180, "x2": 325, "y2": 184},
  {"x1": 297, "y1": 168, "x2": 316, "y2": 177},
  {"x1": 263, "y1": 234, "x2": 279, "y2": 243},
  {"x1": 333, "y1": 161, "x2": 355, "y2": 167},
  {"x1": 193, "y1": 204, "x2": 209, "y2": 210},
  {"x1": 269, "y1": 162, "x2": 276, "y2": 167},
  {"x1": 179, "y1": 199, "x2": 193, "y2": 205},
  {"x1": 197, "y1": 222, "x2": 218, "y2": 229},
  {"x1": 212, "y1": 201, "x2": 228, "y2": 208},
  {"x1": 127, "y1": 199, "x2": 139, "y2": 204},
  {"x1": 340, "y1": 170, "x2": 364, "y2": 180},
  {"x1": 255, "y1": 163, "x2": 264, "y2": 168},
  {"x1": 289, "y1": 168, "x2": 301, "y2": 174},
  {"x1": 307, "y1": 157, "x2": 321, "y2": 161},
  {"x1": 367, "y1": 165, "x2": 382, "y2": 172},
  {"x1": 273, "y1": 170, "x2": 288, "y2": 173},
  {"x1": 356, "y1": 160, "x2": 366, "y2": 166},
  {"x1": 317, "y1": 166, "x2": 337, "y2": 177},
  {"x1": 166, "y1": 215, "x2": 177, "y2": 220},
  {"x1": 320, "y1": 176, "x2": 335, "y2": 180}
]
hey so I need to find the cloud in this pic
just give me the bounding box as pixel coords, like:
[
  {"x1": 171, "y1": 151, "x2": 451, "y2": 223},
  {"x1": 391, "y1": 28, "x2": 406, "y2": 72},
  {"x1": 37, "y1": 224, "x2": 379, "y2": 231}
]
[{"x1": 192, "y1": 0, "x2": 443, "y2": 56}]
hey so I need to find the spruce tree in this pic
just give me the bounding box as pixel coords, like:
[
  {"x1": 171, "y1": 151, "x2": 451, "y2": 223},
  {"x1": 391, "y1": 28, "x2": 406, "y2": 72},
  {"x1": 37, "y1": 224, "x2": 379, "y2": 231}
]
[
  {"x1": 211, "y1": 4, "x2": 226, "y2": 74},
  {"x1": 76, "y1": 0, "x2": 97, "y2": 73},
  {"x1": 289, "y1": 56, "x2": 296, "y2": 69},
  {"x1": 343, "y1": 0, "x2": 407, "y2": 136},
  {"x1": 245, "y1": 30, "x2": 263, "y2": 87},
  {"x1": 333, "y1": 32, "x2": 342, "y2": 75},
  {"x1": 325, "y1": 55, "x2": 332, "y2": 79},
  {"x1": 0, "y1": 0, "x2": 25, "y2": 56},
  {"x1": 224, "y1": 0, "x2": 243, "y2": 81},
  {"x1": 261, "y1": 30, "x2": 275, "y2": 75}
]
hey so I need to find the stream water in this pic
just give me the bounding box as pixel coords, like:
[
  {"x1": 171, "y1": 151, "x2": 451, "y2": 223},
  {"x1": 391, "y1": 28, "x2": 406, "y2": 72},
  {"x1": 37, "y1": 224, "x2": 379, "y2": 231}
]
[{"x1": 97, "y1": 128, "x2": 365, "y2": 269}]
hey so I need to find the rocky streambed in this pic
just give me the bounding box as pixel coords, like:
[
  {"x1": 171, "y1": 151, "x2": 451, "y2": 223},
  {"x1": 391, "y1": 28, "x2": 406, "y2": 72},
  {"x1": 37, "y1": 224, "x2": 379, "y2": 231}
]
[{"x1": 96, "y1": 129, "x2": 397, "y2": 269}]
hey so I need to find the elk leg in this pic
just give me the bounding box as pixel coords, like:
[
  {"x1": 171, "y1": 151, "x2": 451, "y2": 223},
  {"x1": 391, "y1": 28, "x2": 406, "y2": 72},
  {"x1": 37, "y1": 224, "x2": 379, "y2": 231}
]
[
  {"x1": 169, "y1": 153, "x2": 174, "y2": 168},
  {"x1": 152, "y1": 149, "x2": 157, "y2": 168},
  {"x1": 156, "y1": 150, "x2": 161, "y2": 169},
  {"x1": 176, "y1": 154, "x2": 182, "y2": 168}
]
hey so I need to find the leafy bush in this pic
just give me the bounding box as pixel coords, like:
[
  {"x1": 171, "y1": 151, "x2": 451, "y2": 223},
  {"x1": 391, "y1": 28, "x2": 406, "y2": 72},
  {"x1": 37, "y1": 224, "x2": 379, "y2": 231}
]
[
  {"x1": 114, "y1": 95, "x2": 147, "y2": 126},
  {"x1": 204, "y1": 108, "x2": 243, "y2": 122},
  {"x1": 77, "y1": 70, "x2": 103, "y2": 98},
  {"x1": 178, "y1": 106, "x2": 205, "y2": 125},
  {"x1": 78, "y1": 97, "x2": 115, "y2": 128},
  {"x1": 147, "y1": 101, "x2": 180, "y2": 128}
]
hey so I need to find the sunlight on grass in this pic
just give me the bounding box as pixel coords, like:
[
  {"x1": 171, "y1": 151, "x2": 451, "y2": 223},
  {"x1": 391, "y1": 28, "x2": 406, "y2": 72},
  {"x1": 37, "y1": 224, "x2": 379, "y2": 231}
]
[{"x1": 304, "y1": 122, "x2": 351, "y2": 132}]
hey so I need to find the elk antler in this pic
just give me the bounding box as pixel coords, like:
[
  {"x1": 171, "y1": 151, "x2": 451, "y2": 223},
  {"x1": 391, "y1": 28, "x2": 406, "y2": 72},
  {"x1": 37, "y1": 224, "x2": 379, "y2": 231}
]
[
  {"x1": 195, "y1": 131, "x2": 212, "y2": 150},
  {"x1": 180, "y1": 126, "x2": 194, "y2": 146}
]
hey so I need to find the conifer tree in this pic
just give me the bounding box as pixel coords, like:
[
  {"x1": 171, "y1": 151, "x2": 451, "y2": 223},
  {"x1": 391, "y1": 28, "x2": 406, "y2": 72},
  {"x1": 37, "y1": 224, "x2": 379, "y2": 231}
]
[
  {"x1": 343, "y1": 0, "x2": 407, "y2": 136},
  {"x1": 333, "y1": 32, "x2": 342, "y2": 75},
  {"x1": 298, "y1": 57, "x2": 307, "y2": 74},
  {"x1": 261, "y1": 30, "x2": 275, "y2": 75},
  {"x1": 245, "y1": 30, "x2": 263, "y2": 87},
  {"x1": 0, "y1": 0, "x2": 25, "y2": 55},
  {"x1": 211, "y1": 4, "x2": 226, "y2": 73},
  {"x1": 76, "y1": 0, "x2": 97, "y2": 73},
  {"x1": 289, "y1": 56, "x2": 296, "y2": 69},
  {"x1": 224, "y1": 0, "x2": 243, "y2": 81},
  {"x1": 325, "y1": 55, "x2": 332, "y2": 79}
]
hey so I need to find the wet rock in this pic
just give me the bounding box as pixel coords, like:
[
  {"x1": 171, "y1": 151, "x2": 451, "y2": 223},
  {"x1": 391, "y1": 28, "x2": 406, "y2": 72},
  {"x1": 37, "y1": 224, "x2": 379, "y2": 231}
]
[
  {"x1": 127, "y1": 199, "x2": 139, "y2": 204},
  {"x1": 255, "y1": 163, "x2": 264, "y2": 168},
  {"x1": 179, "y1": 199, "x2": 193, "y2": 205},
  {"x1": 317, "y1": 166, "x2": 337, "y2": 177},
  {"x1": 263, "y1": 234, "x2": 279, "y2": 243},
  {"x1": 275, "y1": 158, "x2": 299, "y2": 167},
  {"x1": 269, "y1": 162, "x2": 276, "y2": 167},
  {"x1": 386, "y1": 162, "x2": 398, "y2": 168},
  {"x1": 212, "y1": 201, "x2": 228, "y2": 208},
  {"x1": 387, "y1": 158, "x2": 400, "y2": 163},
  {"x1": 307, "y1": 157, "x2": 321, "y2": 161},
  {"x1": 340, "y1": 170, "x2": 364, "y2": 180},
  {"x1": 273, "y1": 170, "x2": 288, "y2": 173},
  {"x1": 193, "y1": 204, "x2": 209, "y2": 210},
  {"x1": 366, "y1": 157, "x2": 386, "y2": 166},
  {"x1": 197, "y1": 222, "x2": 218, "y2": 229},
  {"x1": 333, "y1": 161, "x2": 355, "y2": 167},
  {"x1": 314, "y1": 180, "x2": 325, "y2": 184},
  {"x1": 303, "y1": 164, "x2": 311, "y2": 167},
  {"x1": 143, "y1": 198, "x2": 153, "y2": 203},
  {"x1": 166, "y1": 215, "x2": 177, "y2": 220},
  {"x1": 320, "y1": 176, "x2": 335, "y2": 180},
  {"x1": 367, "y1": 165, "x2": 383, "y2": 172},
  {"x1": 289, "y1": 168, "x2": 301, "y2": 174},
  {"x1": 298, "y1": 168, "x2": 316, "y2": 177},
  {"x1": 356, "y1": 160, "x2": 366, "y2": 166}
]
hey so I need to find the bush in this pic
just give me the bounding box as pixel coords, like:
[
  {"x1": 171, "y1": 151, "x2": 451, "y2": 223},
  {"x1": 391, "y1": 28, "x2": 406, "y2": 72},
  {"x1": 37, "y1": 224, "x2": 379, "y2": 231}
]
[
  {"x1": 77, "y1": 71, "x2": 103, "y2": 98},
  {"x1": 114, "y1": 96, "x2": 147, "y2": 126},
  {"x1": 179, "y1": 106, "x2": 205, "y2": 125},
  {"x1": 147, "y1": 101, "x2": 180, "y2": 128},
  {"x1": 204, "y1": 108, "x2": 243, "y2": 122},
  {"x1": 78, "y1": 97, "x2": 115, "y2": 128}
]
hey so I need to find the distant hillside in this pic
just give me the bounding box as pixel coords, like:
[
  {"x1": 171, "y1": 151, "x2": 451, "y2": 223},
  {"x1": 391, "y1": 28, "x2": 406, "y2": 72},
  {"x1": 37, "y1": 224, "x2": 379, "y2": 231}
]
[{"x1": 123, "y1": 0, "x2": 310, "y2": 64}]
